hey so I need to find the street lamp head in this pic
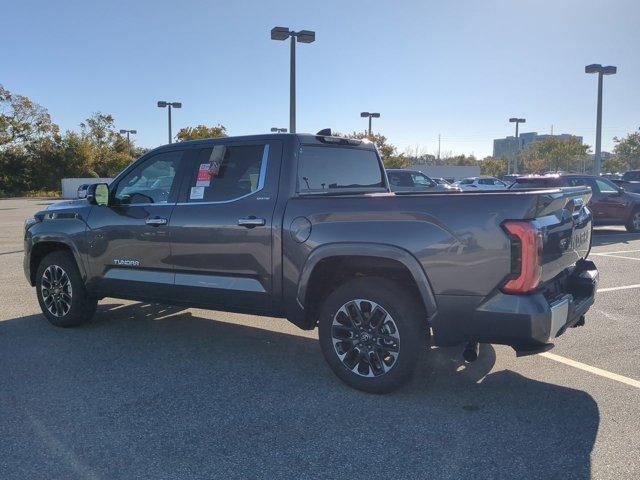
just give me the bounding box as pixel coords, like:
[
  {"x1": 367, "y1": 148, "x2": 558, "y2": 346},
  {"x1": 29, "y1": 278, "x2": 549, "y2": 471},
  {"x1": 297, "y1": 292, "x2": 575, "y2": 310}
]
[
  {"x1": 371, "y1": 113, "x2": 380, "y2": 118},
  {"x1": 360, "y1": 112, "x2": 370, "y2": 117},
  {"x1": 296, "y1": 30, "x2": 316, "y2": 43},
  {"x1": 585, "y1": 64, "x2": 603, "y2": 74},
  {"x1": 157, "y1": 101, "x2": 167, "y2": 108},
  {"x1": 509, "y1": 118, "x2": 525, "y2": 123},
  {"x1": 171, "y1": 102, "x2": 182, "y2": 108},
  {"x1": 271, "y1": 26, "x2": 291, "y2": 40},
  {"x1": 130, "y1": 130, "x2": 137, "y2": 134},
  {"x1": 602, "y1": 65, "x2": 617, "y2": 75},
  {"x1": 119, "y1": 129, "x2": 127, "y2": 134}
]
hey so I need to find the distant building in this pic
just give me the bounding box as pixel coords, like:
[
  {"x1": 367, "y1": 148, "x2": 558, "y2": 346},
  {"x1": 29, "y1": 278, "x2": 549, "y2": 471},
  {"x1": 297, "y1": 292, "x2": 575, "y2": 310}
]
[{"x1": 493, "y1": 132, "x2": 583, "y2": 161}]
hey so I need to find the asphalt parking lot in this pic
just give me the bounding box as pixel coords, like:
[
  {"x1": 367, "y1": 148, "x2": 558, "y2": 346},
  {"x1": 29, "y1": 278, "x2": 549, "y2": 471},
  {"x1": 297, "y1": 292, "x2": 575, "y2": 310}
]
[{"x1": 1, "y1": 198, "x2": 639, "y2": 480}]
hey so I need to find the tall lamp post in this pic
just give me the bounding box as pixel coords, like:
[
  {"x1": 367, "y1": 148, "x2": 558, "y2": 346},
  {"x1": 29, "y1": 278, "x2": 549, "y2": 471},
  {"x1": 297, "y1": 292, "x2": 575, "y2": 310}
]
[
  {"x1": 270, "y1": 26, "x2": 316, "y2": 134},
  {"x1": 270, "y1": 127, "x2": 288, "y2": 133},
  {"x1": 119, "y1": 129, "x2": 137, "y2": 154},
  {"x1": 360, "y1": 112, "x2": 380, "y2": 137},
  {"x1": 585, "y1": 64, "x2": 617, "y2": 175},
  {"x1": 509, "y1": 117, "x2": 526, "y2": 174},
  {"x1": 157, "y1": 101, "x2": 182, "y2": 143}
]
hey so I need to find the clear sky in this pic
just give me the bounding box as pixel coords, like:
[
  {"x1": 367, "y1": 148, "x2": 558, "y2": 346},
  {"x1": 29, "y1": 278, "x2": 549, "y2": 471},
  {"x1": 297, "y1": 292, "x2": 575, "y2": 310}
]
[{"x1": 3, "y1": 0, "x2": 639, "y2": 157}]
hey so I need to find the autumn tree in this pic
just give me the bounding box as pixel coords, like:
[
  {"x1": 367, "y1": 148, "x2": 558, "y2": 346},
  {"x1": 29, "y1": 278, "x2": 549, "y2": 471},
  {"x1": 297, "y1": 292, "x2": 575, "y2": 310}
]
[
  {"x1": 176, "y1": 124, "x2": 227, "y2": 141},
  {"x1": 611, "y1": 131, "x2": 640, "y2": 170},
  {"x1": 479, "y1": 156, "x2": 508, "y2": 177},
  {"x1": 0, "y1": 84, "x2": 58, "y2": 148},
  {"x1": 519, "y1": 136, "x2": 590, "y2": 174},
  {"x1": 344, "y1": 131, "x2": 410, "y2": 168}
]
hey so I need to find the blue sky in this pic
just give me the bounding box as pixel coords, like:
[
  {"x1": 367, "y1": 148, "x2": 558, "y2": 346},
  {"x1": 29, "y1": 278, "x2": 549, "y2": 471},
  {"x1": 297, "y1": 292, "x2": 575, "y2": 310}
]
[{"x1": 3, "y1": 0, "x2": 639, "y2": 157}]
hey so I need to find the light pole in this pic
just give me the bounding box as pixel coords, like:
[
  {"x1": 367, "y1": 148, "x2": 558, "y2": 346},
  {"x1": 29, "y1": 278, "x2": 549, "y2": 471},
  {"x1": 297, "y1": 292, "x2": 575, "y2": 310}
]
[
  {"x1": 585, "y1": 64, "x2": 617, "y2": 175},
  {"x1": 119, "y1": 129, "x2": 137, "y2": 154},
  {"x1": 271, "y1": 26, "x2": 316, "y2": 134},
  {"x1": 360, "y1": 112, "x2": 380, "y2": 137},
  {"x1": 157, "y1": 101, "x2": 182, "y2": 143},
  {"x1": 509, "y1": 117, "x2": 526, "y2": 174},
  {"x1": 270, "y1": 127, "x2": 288, "y2": 133}
]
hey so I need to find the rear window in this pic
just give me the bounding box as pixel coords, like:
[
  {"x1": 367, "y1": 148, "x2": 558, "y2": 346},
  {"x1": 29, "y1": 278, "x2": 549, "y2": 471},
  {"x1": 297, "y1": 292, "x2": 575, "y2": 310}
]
[
  {"x1": 510, "y1": 178, "x2": 561, "y2": 189},
  {"x1": 623, "y1": 171, "x2": 640, "y2": 181},
  {"x1": 298, "y1": 146, "x2": 384, "y2": 193}
]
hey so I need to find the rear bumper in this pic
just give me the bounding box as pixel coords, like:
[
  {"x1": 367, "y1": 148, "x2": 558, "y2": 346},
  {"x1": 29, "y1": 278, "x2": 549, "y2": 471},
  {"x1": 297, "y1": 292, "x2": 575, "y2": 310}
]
[{"x1": 432, "y1": 260, "x2": 598, "y2": 350}]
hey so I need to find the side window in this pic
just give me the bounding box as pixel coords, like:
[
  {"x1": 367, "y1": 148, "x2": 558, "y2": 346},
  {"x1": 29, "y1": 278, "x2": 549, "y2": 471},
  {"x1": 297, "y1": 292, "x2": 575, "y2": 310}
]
[
  {"x1": 595, "y1": 178, "x2": 618, "y2": 194},
  {"x1": 411, "y1": 173, "x2": 434, "y2": 187},
  {"x1": 187, "y1": 144, "x2": 268, "y2": 202},
  {"x1": 114, "y1": 150, "x2": 183, "y2": 205},
  {"x1": 479, "y1": 179, "x2": 491, "y2": 185}
]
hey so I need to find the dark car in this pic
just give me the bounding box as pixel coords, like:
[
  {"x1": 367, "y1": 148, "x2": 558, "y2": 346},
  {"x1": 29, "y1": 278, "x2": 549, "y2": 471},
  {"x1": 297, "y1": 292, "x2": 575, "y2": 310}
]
[
  {"x1": 511, "y1": 174, "x2": 640, "y2": 232},
  {"x1": 23, "y1": 133, "x2": 598, "y2": 393},
  {"x1": 612, "y1": 170, "x2": 640, "y2": 193},
  {"x1": 386, "y1": 169, "x2": 459, "y2": 192}
]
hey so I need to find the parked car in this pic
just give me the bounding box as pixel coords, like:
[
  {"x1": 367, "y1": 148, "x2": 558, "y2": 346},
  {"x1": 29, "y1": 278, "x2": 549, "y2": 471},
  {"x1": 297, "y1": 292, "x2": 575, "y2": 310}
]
[
  {"x1": 386, "y1": 169, "x2": 459, "y2": 192},
  {"x1": 510, "y1": 174, "x2": 640, "y2": 232},
  {"x1": 76, "y1": 184, "x2": 90, "y2": 199},
  {"x1": 611, "y1": 170, "x2": 640, "y2": 193},
  {"x1": 23, "y1": 132, "x2": 598, "y2": 393},
  {"x1": 456, "y1": 176, "x2": 508, "y2": 191},
  {"x1": 432, "y1": 177, "x2": 460, "y2": 190}
]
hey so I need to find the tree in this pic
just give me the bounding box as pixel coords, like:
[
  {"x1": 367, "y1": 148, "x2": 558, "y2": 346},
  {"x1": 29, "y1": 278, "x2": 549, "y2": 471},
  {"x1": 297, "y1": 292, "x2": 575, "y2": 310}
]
[
  {"x1": 612, "y1": 131, "x2": 640, "y2": 170},
  {"x1": 0, "y1": 85, "x2": 58, "y2": 148},
  {"x1": 479, "y1": 156, "x2": 508, "y2": 177},
  {"x1": 176, "y1": 124, "x2": 227, "y2": 141},
  {"x1": 344, "y1": 131, "x2": 410, "y2": 168},
  {"x1": 519, "y1": 136, "x2": 590, "y2": 174}
]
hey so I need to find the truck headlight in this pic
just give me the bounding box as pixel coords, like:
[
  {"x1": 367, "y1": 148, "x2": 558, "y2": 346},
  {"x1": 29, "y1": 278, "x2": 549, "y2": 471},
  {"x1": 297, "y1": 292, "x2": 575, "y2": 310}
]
[{"x1": 24, "y1": 216, "x2": 40, "y2": 231}]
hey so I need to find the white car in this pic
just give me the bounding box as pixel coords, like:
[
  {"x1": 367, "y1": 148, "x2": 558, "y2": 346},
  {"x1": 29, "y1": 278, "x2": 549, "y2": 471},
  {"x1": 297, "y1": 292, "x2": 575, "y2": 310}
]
[{"x1": 456, "y1": 176, "x2": 508, "y2": 191}]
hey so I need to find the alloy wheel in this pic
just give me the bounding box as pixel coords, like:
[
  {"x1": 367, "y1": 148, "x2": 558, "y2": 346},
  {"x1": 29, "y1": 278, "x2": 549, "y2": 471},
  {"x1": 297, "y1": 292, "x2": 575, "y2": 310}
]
[
  {"x1": 331, "y1": 299, "x2": 400, "y2": 377},
  {"x1": 41, "y1": 265, "x2": 73, "y2": 317}
]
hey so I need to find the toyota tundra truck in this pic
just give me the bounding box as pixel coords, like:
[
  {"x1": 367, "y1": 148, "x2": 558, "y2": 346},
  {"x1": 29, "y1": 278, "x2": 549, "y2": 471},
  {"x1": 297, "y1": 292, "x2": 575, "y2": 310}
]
[{"x1": 23, "y1": 132, "x2": 598, "y2": 392}]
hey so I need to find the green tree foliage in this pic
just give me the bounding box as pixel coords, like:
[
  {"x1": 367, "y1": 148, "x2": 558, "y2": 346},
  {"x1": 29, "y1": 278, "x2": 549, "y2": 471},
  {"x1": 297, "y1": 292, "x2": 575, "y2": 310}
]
[
  {"x1": 0, "y1": 85, "x2": 144, "y2": 195},
  {"x1": 0, "y1": 85, "x2": 58, "y2": 147},
  {"x1": 176, "y1": 124, "x2": 227, "y2": 141},
  {"x1": 479, "y1": 156, "x2": 508, "y2": 177},
  {"x1": 346, "y1": 131, "x2": 410, "y2": 168},
  {"x1": 519, "y1": 136, "x2": 590, "y2": 174},
  {"x1": 611, "y1": 132, "x2": 640, "y2": 170}
]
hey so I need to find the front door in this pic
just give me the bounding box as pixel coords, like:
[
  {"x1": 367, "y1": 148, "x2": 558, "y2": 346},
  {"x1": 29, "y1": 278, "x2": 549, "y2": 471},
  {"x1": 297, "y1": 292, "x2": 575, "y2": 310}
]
[
  {"x1": 85, "y1": 148, "x2": 187, "y2": 300},
  {"x1": 168, "y1": 140, "x2": 281, "y2": 313},
  {"x1": 592, "y1": 178, "x2": 630, "y2": 222}
]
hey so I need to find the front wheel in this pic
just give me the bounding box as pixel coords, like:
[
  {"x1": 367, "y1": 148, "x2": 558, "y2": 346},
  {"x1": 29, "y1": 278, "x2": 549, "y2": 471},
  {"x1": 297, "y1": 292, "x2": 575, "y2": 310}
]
[
  {"x1": 36, "y1": 251, "x2": 97, "y2": 327},
  {"x1": 318, "y1": 277, "x2": 427, "y2": 393},
  {"x1": 626, "y1": 209, "x2": 640, "y2": 233}
]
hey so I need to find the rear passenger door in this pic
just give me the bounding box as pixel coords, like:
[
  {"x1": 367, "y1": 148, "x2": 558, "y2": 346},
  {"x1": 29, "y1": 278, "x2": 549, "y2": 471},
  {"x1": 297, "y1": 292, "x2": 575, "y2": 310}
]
[{"x1": 167, "y1": 140, "x2": 282, "y2": 312}]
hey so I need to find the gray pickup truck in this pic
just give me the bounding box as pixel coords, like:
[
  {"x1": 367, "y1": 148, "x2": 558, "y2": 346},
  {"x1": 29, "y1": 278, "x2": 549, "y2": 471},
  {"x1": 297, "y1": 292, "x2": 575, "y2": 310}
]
[{"x1": 24, "y1": 132, "x2": 598, "y2": 392}]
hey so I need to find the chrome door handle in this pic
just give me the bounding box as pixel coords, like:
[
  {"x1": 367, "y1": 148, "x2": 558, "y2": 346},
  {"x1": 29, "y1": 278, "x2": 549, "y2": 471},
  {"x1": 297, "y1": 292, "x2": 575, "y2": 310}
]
[
  {"x1": 238, "y1": 216, "x2": 266, "y2": 228},
  {"x1": 145, "y1": 217, "x2": 168, "y2": 226}
]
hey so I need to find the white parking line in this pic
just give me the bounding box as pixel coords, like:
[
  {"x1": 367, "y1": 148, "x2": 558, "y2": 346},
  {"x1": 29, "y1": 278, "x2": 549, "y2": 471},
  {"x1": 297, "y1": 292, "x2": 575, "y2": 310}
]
[
  {"x1": 598, "y1": 284, "x2": 640, "y2": 293},
  {"x1": 591, "y1": 249, "x2": 640, "y2": 255},
  {"x1": 540, "y1": 352, "x2": 640, "y2": 389},
  {"x1": 590, "y1": 253, "x2": 640, "y2": 261}
]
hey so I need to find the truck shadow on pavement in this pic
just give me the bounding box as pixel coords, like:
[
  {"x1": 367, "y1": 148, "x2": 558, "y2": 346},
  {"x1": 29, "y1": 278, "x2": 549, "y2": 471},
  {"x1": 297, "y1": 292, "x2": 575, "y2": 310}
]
[{"x1": 0, "y1": 302, "x2": 599, "y2": 480}]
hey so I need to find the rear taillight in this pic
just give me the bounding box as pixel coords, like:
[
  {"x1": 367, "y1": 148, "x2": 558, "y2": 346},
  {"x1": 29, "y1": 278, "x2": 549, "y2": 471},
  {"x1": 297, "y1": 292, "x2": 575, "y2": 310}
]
[{"x1": 502, "y1": 221, "x2": 543, "y2": 294}]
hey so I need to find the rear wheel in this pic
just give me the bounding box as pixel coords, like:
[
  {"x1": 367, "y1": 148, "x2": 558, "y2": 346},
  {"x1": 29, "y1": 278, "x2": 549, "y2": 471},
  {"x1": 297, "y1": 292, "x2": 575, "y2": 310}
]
[
  {"x1": 318, "y1": 277, "x2": 426, "y2": 393},
  {"x1": 626, "y1": 209, "x2": 640, "y2": 233},
  {"x1": 36, "y1": 251, "x2": 97, "y2": 327}
]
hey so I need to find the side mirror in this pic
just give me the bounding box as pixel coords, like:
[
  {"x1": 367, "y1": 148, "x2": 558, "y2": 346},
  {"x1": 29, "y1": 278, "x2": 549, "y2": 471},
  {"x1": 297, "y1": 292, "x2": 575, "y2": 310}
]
[{"x1": 87, "y1": 183, "x2": 110, "y2": 206}]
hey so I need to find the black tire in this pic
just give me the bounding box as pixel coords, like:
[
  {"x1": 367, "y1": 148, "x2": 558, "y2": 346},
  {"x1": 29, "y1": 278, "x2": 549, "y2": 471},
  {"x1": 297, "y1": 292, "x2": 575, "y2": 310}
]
[
  {"x1": 625, "y1": 208, "x2": 640, "y2": 233},
  {"x1": 318, "y1": 277, "x2": 427, "y2": 393},
  {"x1": 35, "y1": 251, "x2": 97, "y2": 327}
]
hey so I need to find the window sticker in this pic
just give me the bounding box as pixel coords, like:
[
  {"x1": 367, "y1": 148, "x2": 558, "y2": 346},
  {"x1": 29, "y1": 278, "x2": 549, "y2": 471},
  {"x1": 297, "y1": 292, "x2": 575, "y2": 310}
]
[
  {"x1": 196, "y1": 163, "x2": 212, "y2": 187},
  {"x1": 190, "y1": 186, "x2": 205, "y2": 200}
]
